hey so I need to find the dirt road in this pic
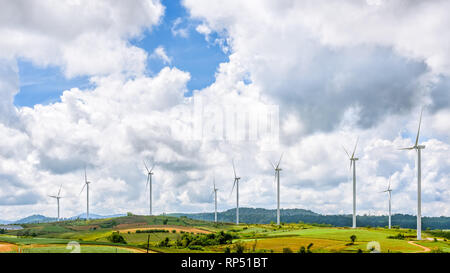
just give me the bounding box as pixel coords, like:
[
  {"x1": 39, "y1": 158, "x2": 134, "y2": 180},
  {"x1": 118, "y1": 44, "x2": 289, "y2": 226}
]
[{"x1": 408, "y1": 241, "x2": 431, "y2": 253}]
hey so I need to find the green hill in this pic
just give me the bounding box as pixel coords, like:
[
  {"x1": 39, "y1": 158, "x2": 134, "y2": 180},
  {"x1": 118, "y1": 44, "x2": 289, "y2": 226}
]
[{"x1": 169, "y1": 208, "x2": 450, "y2": 229}]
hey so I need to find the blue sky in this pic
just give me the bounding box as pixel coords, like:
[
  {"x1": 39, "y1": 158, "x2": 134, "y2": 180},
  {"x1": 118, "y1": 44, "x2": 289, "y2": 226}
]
[{"x1": 14, "y1": 0, "x2": 228, "y2": 106}]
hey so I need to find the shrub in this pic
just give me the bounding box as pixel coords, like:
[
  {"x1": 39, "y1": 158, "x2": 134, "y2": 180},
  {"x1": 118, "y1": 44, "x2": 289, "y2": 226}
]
[
  {"x1": 283, "y1": 248, "x2": 293, "y2": 253},
  {"x1": 431, "y1": 248, "x2": 444, "y2": 253},
  {"x1": 158, "y1": 237, "x2": 170, "y2": 247},
  {"x1": 188, "y1": 245, "x2": 203, "y2": 250},
  {"x1": 387, "y1": 233, "x2": 406, "y2": 240},
  {"x1": 107, "y1": 232, "x2": 127, "y2": 244},
  {"x1": 234, "y1": 242, "x2": 246, "y2": 253},
  {"x1": 298, "y1": 246, "x2": 306, "y2": 254},
  {"x1": 224, "y1": 247, "x2": 231, "y2": 253},
  {"x1": 350, "y1": 235, "x2": 357, "y2": 244}
]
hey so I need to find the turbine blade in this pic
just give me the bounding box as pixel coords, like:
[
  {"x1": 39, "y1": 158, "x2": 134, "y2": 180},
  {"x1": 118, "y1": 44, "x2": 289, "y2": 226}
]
[
  {"x1": 388, "y1": 176, "x2": 392, "y2": 191},
  {"x1": 342, "y1": 146, "x2": 350, "y2": 158},
  {"x1": 232, "y1": 160, "x2": 237, "y2": 179},
  {"x1": 84, "y1": 167, "x2": 87, "y2": 183},
  {"x1": 351, "y1": 137, "x2": 359, "y2": 158},
  {"x1": 145, "y1": 174, "x2": 149, "y2": 191},
  {"x1": 269, "y1": 160, "x2": 276, "y2": 170},
  {"x1": 276, "y1": 153, "x2": 283, "y2": 169},
  {"x1": 57, "y1": 184, "x2": 62, "y2": 197},
  {"x1": 213, "y1": 175, "x2": 216, "y2": 190},
  {"x1": 150, "y1": 164, "x2": 155, "y2": 173},
  {"x1": 399, "y1": 147, "x2": 415, "y2": 150},
  {"x1": 143, "y1": 160, "x2": 150, "y2": 173},
  {"x1": 80, "y1": 183, "x2": 87, "y2": 195},
  {"x1": 415, "y1": 108, "x2": 423, "y2": 147},
  {"x1": 49, "y1": 195, "x2": 57, "y2": 199},
  {"x1": 230, "y1": 179, "x2": 237, "y2": 197}
]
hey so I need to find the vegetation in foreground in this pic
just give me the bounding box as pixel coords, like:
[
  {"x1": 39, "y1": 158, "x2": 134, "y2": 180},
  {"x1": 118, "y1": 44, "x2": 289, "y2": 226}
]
[{"x1": 1, "y1": 214, "x2": 449, "y2": 253}]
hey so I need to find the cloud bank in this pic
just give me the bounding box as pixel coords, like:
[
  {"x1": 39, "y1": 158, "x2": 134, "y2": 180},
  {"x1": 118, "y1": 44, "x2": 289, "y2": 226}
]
[{"x1": 0, "y1": 0, "x2": 449, "y2": 220}]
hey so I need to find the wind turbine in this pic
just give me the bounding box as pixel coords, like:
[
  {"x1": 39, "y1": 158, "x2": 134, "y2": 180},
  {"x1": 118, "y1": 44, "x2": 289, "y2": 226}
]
[
  {"x1": 230, "y1": 160, "x2": 241, "y2": 225},
  {"x1": 270, "y1": 153, "x2": 283, "y2": 225},
  {"x1": 49, "y1": 184, "x2": 63, "y2": 221},
  {"x1": 80, "y1": 167, "x2": 91, "y2": 220},
  {"x1": 343, "y1": 137, "x2": 359, "y2": 229},
  {"x1": 144, "y1": 161, "x2": 154, "y2": 216},
  {"x1": 400, "y1": 108, "x2": 425, "y2": 240},
  {"x1": 381, "y1": 176, "x2": 393, "y2": 229},
  {"x1": 212, "y1": 176, "x2": 219, "y2": 223}
]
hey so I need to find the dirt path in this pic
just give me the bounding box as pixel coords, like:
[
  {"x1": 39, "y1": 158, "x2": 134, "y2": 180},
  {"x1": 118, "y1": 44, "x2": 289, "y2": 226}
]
[
  {"x1": 408, "y1": 241, "x2": 431, "y2": 253},
  {"x1": 0, "y1": 243, "x2": 17, "y2": 253}
]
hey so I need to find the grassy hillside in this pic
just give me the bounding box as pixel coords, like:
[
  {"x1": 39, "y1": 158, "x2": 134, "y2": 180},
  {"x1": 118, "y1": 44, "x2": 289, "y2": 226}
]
[
  {"x1": 1, "y1": 214, "x2": 449, "y2": 253},
  {"x1": 171, "y1": 207, "x2": 450, "y2": 230}
]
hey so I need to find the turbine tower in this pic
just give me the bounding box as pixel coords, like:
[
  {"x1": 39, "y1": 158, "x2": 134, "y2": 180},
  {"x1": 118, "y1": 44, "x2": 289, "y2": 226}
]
[
  {"x1": 343, "y1": 137, "x2": 359, "y2": 229},
  {"x1": 381, "y1": 176, "x2": 393, "y2": 229},
  {"x1": 144, "y1": 161, "x2": 155, "y2": 216},
  {"x1": 400, "y1": 108, "x2": 425, "y2": 240},
  {"x1": 80, "y1": 167, "x2": 91, "y2": 220},
  {"x1": 49, "y1": 184, "x2": 63, "y2": 221},
  {"x1": 212, "y1": 176, "x2": 218, "y2": 223},
  {"x1": 270, "y1": 154, "x2": 283, "y2": 225},
  {"x1": 231, "y1": 160, "x2": 241, "y2": 225}
]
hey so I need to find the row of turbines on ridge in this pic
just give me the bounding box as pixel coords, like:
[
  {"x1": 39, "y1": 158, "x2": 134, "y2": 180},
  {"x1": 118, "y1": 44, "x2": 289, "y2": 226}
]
[{"x1": 49, "y1": 110, "x2": 427, "y2": 240}]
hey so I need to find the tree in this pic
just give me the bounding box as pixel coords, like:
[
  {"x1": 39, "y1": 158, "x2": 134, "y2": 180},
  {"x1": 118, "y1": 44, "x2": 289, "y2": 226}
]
[
  {"x1": 158, "y1": 237, "x2": 170, "y2": 247},
  {"x1": 298, "y1": 246, "x2": 306, "y2": 254},
  {"x1": 234, "y1": 242, "x2": 246, "y2": 253},
  {"x1": 107, "y1": 232, "x2": 127, "y2": 244},
  {"x1": 307, "y1": 243, "x2": 314, "y2": 253},
  {"x1": 283, "y1": 248, "x2": 293, "y2": 253},
  {"x1": 350, "y1": 235, "x2": 357, "y2": 244}
]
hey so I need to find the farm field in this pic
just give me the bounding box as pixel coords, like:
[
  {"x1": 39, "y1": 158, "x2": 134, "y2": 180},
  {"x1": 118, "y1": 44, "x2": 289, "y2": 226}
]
[{"x1": 1, "y1": 215, "x2": 449, "y2": 253}]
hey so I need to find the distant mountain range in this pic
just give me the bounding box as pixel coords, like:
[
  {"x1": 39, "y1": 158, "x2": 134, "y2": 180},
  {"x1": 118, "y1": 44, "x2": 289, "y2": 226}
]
[
  {"x1": 2, "y1": 208, "x2": 450, "y2": 230},
  {"x1": 169, "y1": 207, "x2": 450, "y2": 230},
  {"x1": 0, "y1": 213, "x2": 126, "y2": 225}
]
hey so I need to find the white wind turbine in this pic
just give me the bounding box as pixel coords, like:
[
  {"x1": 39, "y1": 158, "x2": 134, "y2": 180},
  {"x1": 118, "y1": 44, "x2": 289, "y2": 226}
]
[
  {"x1": 80, "y1": 167, "x2": 91, "y2": 220},
  {"x1": 269, "y1": 154, "x2": 283, "y2": 225},
  {"x1": 144, "y1": 161, "x2": 155, "y2": 216},
  {"x1": 212, "y1": 176, "x2": 219, "y2": 223},
  {"x1": 400, "y1": 108, "x2": 425, "y2": 240},
  {"x1": 49, "y1": 184, "x2": 63, "y2": 221},
  {"x1": 230, "y1": 160, "x2": 241, "y2": 225},
  {"x1": 381, "y1": 176, "x2": 393, "y2": 229},
  {"x1": 343, "y1": 137, "x2": 359, "y2": 229}
]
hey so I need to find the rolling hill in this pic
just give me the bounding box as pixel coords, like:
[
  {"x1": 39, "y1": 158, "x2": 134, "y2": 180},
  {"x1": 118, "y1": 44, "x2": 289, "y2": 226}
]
[{"x1": 170, "y1": 207, "x2": 450, "y2": 230}]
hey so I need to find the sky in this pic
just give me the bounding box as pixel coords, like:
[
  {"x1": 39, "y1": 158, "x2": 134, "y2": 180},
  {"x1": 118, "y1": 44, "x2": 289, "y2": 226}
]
[{"x1": 0, "y1": 0, "x2": 449, "y2": 221}]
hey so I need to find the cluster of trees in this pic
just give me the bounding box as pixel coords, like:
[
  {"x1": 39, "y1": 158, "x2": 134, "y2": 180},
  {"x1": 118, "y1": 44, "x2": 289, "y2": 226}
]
[
  {"x1": 387, "y1": 233, "x2": 406, "y2": 240},
  {"x1": 427, "y1": 230, "x2": 450, "y2": 240},
  {"x1": 107, "y1": 232, "x2": 127, "y2": 244},
  {"x1": 0, "y1": 229, "x2": 5, "y2": 234},
  {"x1": 136, "y1": 229, "x2": 171, "y2": 234},
  {"x1": 175, "y1": 231, "x2": 235, "y2": 248},
  {"x1": 283, "y1": 243, "x2": 314, "y2": 253},
  {"x1": 157, "y1": 231, "x2": 236, "y2": 249},
  {"x1": 16, "y1": 229, "x2": 38, "y2": 238}
]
